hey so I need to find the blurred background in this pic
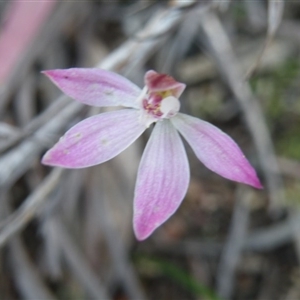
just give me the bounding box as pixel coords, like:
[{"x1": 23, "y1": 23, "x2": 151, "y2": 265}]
[{"x1": 0, "y1": 0, "x2": 299, "y2": 299}]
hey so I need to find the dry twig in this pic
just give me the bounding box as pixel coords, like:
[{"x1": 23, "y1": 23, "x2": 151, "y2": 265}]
[
  {"x1": 0, "y1": 168, "x2": 65, "y2": 247},
  {"x1": 216, "y1": 187, "x2": 254, "y2": 299}
]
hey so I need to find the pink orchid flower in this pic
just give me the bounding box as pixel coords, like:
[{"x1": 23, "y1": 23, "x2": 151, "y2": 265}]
[{"x1": 42, "y1": 69, "x2": 262, "y2": 240}]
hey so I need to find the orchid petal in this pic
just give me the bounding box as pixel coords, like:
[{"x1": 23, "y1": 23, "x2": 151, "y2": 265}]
[
  {"x1": 43, "y1": 68, "x2": 141, "y2": 108},
  {"x1": 133, "y1": 120, "x2": 190, "y2": 240},
  {"x1": 42, "y1": 109, "x2": 146, "y2": 168},
  {"x1": 145, "y1": 70, "x2": 186, "y2": 98},
  {"x1": 172, "y1": 113, "x2": 262, "y2": 189}
]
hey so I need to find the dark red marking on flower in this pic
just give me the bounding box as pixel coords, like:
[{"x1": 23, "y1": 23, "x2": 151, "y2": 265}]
[
  {"x1": 143, "y1": 93, "x2": 163, "y2": 118},
  {"x1": 145, "y1": 70, "x2": 179, "y2": 92},
  {"x1": 144, "y1": 70, "x2": 186, "y2": 99},
  {"x1": 150, "y1": 74, "x2": 169, "y2": 88}
]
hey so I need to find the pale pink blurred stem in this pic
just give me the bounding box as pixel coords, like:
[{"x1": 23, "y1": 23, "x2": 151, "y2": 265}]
[{"x1": 0, "y1": 0, "x2": 57, "y2": 83}]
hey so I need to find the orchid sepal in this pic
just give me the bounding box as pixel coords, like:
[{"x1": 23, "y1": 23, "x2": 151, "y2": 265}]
[
  {"x1": 42, "y1": 68, "x2": 141, "y2": 108},
  {"x1": 171, "y1": 113, "x2": 262, "y2": 189},
  {"x1": 42, "y1": 109, "x2": 146, "y2": 168}
]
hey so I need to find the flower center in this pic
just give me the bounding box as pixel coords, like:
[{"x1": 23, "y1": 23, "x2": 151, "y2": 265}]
[{"x1": 139, "y1": 88, "x2": 180, "y2": 127}]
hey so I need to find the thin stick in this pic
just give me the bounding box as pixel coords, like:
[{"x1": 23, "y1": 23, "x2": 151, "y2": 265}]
[
  {"x1": 216, "y1": 187, "x2": 253, "y2": 299},
  {"x1": 0, "y1": 168, "x2": 64, "y2": 247},
  {"x1": 0, "y1": 101, "x2": 82, "y2": 191},
  {"x1": 51, "y1": 218, "x2": 111, "y2": 300},
  {"x1": 9, "y1": 237, "x2": 57, "y2": 300}
]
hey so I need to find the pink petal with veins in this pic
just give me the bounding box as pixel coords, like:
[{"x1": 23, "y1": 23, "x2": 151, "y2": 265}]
[
  {"x1": 172, "y1": 113, "x2": 262, "y2": 189},
  {"x1": 42, "y1": 109, "x2": 146, "y2": 168},
  {"x1": 43, "y1": 68, "x2": 141, "y2": 108},
  {"x1": 133, "y1": 120, "x2": 190, "y2": 240},
  {"x1": 145, "y1": 70, "x2": 186, "y2": 98}
]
